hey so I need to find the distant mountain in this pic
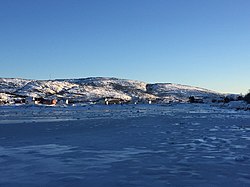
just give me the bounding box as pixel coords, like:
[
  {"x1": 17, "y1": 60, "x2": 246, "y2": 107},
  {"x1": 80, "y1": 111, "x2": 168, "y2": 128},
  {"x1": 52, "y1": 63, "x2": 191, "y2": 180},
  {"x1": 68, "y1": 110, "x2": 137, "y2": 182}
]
[{"x1": 0, "y1": 77, "x2": 224, "y2": 104}]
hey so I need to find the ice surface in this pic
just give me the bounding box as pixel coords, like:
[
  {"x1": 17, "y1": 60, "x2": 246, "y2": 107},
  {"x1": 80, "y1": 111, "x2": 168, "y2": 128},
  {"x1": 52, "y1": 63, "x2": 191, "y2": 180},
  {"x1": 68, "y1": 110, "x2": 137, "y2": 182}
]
[{"x1": 0, "y1": 104, "x2": 250, "y2": 187}]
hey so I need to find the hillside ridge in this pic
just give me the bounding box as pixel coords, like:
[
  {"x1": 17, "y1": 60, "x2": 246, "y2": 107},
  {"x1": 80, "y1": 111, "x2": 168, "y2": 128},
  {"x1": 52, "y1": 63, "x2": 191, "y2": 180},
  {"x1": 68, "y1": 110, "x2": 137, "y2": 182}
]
[{"x1": 0, "y1": 77, "x2": 224, "y2": 104}]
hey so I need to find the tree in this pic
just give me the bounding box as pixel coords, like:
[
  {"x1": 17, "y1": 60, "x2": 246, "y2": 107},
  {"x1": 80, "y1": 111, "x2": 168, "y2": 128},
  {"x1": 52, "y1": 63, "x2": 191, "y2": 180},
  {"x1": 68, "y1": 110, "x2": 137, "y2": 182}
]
[
  {"x1": 244, "y1": 92, "x2": 250, "y2": 104},
  {"x1": 189, "y1": 96, "x2": 195, "y2": 103},
  {"x1": 224, "y1": 97, "x2": 230, "y2": 103}
]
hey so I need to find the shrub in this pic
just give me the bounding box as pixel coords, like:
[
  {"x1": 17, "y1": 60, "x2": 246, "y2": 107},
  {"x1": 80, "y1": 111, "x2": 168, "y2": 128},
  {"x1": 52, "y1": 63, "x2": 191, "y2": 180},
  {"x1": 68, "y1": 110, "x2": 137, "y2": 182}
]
[
  {"x1": 237, "y1": 95, "x2": 244, "y2": 101},
  {"x1": 244, "y1": 92, "x2": 250, "y2": 104},
  {"x1": 224, "y1": 97, "x2": 230, "y2": 103},
  {"x1": 189, "y1": 96, "x2": 195, "y2": 103}
]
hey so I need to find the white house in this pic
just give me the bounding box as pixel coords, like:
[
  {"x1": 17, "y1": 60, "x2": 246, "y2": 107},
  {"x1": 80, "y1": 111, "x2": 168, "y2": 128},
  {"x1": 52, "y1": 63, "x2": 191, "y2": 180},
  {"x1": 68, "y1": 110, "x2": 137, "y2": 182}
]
[
  {"x1": 58, "y1": 99, "x2": 69, "y2": 105},
  {"x1": 25, "y1": 97, "x2": 37, "y2": 104}
]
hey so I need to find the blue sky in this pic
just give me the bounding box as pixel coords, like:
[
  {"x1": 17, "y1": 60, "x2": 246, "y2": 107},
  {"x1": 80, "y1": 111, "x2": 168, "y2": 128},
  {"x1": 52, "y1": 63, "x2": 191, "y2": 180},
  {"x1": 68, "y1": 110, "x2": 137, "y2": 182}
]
[{"x1": 0, "y1": 0, "x2": 249, "y2": 94}]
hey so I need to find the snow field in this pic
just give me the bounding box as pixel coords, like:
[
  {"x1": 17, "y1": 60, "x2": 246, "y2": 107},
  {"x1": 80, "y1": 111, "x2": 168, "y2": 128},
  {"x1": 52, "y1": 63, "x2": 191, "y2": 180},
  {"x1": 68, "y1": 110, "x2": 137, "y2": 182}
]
[{"x1": 0, "y1": 104, "x2": 249, "y2": 187}]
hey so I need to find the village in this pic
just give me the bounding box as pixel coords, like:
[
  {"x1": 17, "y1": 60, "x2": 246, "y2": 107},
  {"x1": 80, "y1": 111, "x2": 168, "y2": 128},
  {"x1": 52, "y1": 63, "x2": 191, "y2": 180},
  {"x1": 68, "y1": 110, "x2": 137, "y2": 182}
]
[
  {"x1": 0, "y1": 94, "x2": 246, "y2": 107},
  {"x1": 7, "y1": 96, "x2": 156, "y2": 106},
  {"x1": 0, "y1": 93, "x2": 202, "y2": 106}
]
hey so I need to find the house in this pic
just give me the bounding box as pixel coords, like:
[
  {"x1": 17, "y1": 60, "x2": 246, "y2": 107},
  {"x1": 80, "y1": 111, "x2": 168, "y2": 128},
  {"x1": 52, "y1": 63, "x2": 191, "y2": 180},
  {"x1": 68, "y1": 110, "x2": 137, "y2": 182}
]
[
  {"x1": 128, "y1": 98, "x2": 155, "y2": 105},
  {"x1": 58, "y1": 99, "x2": 69, "y2": 105},
  {"x1": 104, "y1": 98, "x2": 128, "y2": 105},
  {"x1": 128, "y1": 98, "x2": 139, "y2": 105},
  {"x1": 94, "y1": 98, "x2": 107, "y2": 105},
  {"x1": 14, "y1": 98, "x2": 25, "y2": 104},
  {"x1": 51, "y1": 99, "x2": 57, "y2": 105},
  {"x1": 37, "y1": 98, "x2": 57, "y2": 105},
  {"x1": 65, "y1": 99, "x2": 69, "y2": 105},
  {"x1": 25, "y1": 97, "x2": 36, "y2": 104}
]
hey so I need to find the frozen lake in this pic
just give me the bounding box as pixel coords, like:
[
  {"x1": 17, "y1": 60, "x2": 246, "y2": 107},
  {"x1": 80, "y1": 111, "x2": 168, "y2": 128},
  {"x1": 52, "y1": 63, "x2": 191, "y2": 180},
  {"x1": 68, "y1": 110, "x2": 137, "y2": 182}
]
[{"x1": 0, "y1": 104, "x2": 250, "y2": 186}]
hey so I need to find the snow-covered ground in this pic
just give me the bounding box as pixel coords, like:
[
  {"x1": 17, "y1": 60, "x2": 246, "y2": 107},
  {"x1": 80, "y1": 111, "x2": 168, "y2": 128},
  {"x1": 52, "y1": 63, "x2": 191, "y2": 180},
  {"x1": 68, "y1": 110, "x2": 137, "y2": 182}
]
[{"x1": 0, "y1": 104, "x2": 250, "y2": 186}]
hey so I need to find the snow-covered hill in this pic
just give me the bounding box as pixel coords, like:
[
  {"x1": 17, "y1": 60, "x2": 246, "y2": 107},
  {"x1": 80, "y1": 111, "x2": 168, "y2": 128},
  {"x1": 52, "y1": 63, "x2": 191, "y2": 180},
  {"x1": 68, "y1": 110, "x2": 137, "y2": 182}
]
[
  {"x1": 0, "y1": 78, "x2": 31, "y2": 93},
  {"x1": 0, "y1": 77, "x2": 224, "y2": 104},
  {"x1": 146, "y1": 83, "x2": 222, "y2": 102}
]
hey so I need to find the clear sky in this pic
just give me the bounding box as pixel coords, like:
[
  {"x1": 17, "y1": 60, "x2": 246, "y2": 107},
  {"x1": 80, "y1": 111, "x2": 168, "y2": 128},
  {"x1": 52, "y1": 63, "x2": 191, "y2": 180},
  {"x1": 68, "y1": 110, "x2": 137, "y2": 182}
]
[{"x1": 0, "y1": 0, "x2": 249, "y2": 94}]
